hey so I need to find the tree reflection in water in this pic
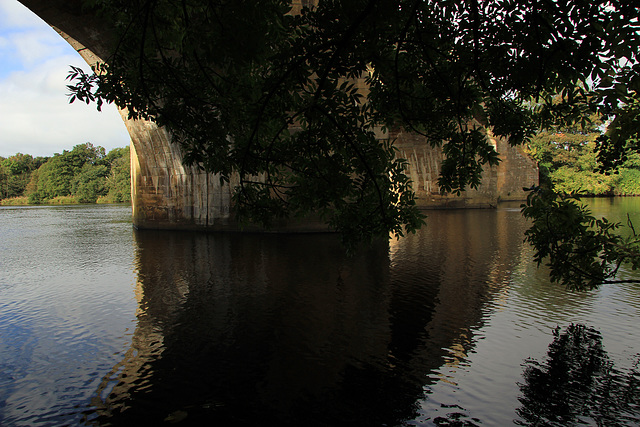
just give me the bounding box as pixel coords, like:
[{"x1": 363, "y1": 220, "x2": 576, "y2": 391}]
[
  {"x1": 516, "y1": 324, "x2": 640, "y2": 426},
  {"x1": 430, "y1": 404, "x2": 481, "y2": 426},
  {"x1": 431, "y1": 324, "x2": 640, "y2": 426}
]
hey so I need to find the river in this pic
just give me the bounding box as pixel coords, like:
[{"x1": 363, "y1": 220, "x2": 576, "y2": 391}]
[{"x1": 1, "y1": 200, "x2": 639, "y2": 426}]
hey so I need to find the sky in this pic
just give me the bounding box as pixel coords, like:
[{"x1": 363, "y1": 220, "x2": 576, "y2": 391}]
[{"x1": 0, "y1": 0, "x2": 131, "y2": 158}]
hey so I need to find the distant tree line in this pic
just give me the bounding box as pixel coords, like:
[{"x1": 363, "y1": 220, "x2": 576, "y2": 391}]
[
  {"x1": 526, "y1": 118, "x2": 640, "y2": 196},
  {"x1": 0, "y1": 143, "x2": 130, "y2": 205}
]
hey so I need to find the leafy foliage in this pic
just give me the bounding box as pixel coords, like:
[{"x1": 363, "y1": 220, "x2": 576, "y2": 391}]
[
  {"x1": 67, "y1": 0, "x2": 640, "y2": 285},
  {"x1": 615, "y1": 167, "x2": 640, "y2": 195},
  {"x1": 522, "y1": 116, "x2": 640, "y2": 288},
  {"x1": 72, "y1": 163, "x2": 109, "y2": 203},
  {"x1": 26, "y1": 143, "x2": 105, "y2": 201},
  {"x1": 524, "y1": 121, "x2": 640, "y2": 196},
  {"x1": 104, "y1": 146, "x2": 131, "y2": 202},
  {"x1": 9, "y1": 143, "x2": 132, "y2": 205},
  {"x1": 522, "y1": 187, "x2": 640, "y2": 290},
  {"x1": 0, "y1": 154, "x2": 47, "y2": 200}
]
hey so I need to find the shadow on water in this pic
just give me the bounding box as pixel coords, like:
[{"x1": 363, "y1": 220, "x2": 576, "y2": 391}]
[
  {"x1": 427, "y1": 323, "x2": 640, "y2": 427},
  {"x1": 90, "y1": 232, "x2": 405, "y2": 425},
  {"x1": 516, "y1": 324, "x2": 640, "y2": 426},
  {"x1": 85, "y1": 207, "x2": 540, "y2": 425}
]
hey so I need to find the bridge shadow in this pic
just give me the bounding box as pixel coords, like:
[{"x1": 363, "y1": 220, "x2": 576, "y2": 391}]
[{"x1": 87, "y1": 207, "x2": 530, "y2": 426}]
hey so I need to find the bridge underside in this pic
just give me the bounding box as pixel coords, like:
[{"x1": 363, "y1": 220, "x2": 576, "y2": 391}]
[{"x1": 19, "y1": 0, "x2": 539, "y2": 232}]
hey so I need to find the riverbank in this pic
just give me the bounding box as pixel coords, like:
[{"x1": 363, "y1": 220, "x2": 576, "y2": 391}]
[{"x1": 0, "y1": 195, "x2": 130, "y2": 206}]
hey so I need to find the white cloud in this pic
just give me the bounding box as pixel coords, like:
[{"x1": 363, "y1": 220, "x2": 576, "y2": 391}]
[
  {"x1": 8, "y1": 28, "x2": 67, "y2": 69},
  {"x1": 0, "y1": 0, "x2": 130, "y2": 158},
  {"x1": 0, "y1": 60, "x2": 130, "y2": 157}
]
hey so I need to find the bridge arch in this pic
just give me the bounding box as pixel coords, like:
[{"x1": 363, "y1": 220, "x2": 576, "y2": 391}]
[
  {"x1": 16, "y1": 0, "x2": 538, "y2": 232},
  {"x1": 17, "y1": 0, "x2": 248, "y2": 231}
]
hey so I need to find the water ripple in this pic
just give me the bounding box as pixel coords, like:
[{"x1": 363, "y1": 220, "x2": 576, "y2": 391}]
[{"x1": 2, "y1": 203, "x2": 640, "y2": 426}]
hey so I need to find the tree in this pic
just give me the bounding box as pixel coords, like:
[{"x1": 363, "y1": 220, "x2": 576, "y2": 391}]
[
  {"x1": 525, "y1": 118, "x2": 617, "y2": 195},
  {"x1": 104, "y1": 146, "x2": 131, "y2": 202},
  {"x1": 614, "y1": 152, "x2": 640, "y2": 195},
  {"x1": 25, "y1": 143, "x2": 109, "y2": 202},
  {"x1": 0, "y1": 159, "x2": 8, "y2": 199},
  {"x1": 30, "y1": 153, "x2": 76, "y2": 199},
  {"x1": 521, "y1": 187, "x2": 640, "y2": 290},
  {"x1": 72, "y1": 163, "x2": 109, "y2": 202},
  {"x1": 68, "y1": 0, "x2": 640, "y2": 287},
  {"x1": 65, "y1": 142, "x2": 106, "y2": 169},
  {"x1": 0, "y1": 153, "x2": 47, "y2": 200}
]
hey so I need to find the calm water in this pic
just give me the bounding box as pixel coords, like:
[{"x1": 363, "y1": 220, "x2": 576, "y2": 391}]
[{"x1": 0, "y1": 201, "x2": 639, "y2": 426}]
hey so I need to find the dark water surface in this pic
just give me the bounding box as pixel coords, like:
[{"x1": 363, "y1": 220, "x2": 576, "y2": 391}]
[{"x1": 1, "y1": 201, "x2": 639, "y2": 426}]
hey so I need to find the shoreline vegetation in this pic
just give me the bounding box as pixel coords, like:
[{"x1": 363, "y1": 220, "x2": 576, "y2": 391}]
[
  {"x1": 0, "y1": 143, "x2": 130, "y2": 206},
  {"x1": 525, "y1": 120, "x2": 640, "y2": 197},
  {"x1": 3, "y1": 125, "x2": 640, "y2": 208},
  {"x1": 0, "y1": 195, "x2": 129, "y2": 206}
]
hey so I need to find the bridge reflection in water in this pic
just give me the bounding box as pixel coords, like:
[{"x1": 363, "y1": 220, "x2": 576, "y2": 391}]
[{"x1": 89, "y1": 207, "x2": 529, "y2": 425}]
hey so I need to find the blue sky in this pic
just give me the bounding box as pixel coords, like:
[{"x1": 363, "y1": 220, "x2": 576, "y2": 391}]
[{"x1": 0, "y1": 0, "x2": 130, "y2": 158}]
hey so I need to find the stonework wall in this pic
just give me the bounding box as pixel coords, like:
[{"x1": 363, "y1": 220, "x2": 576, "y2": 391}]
[
  {"x1": 392, "y1": 130, "x2": 538, "y2": 209},
  {"x1": 126, "y1": 117, "x2": 328, "y2": 232},
  {"x1": 494, "y1": 138, "x2": 540, "y2": 201},
  {"x1": 127, "y1": 123, "x2": 537, "y2": 231},
  {"x1": 126, "y1": 119, "x2": 238, "y2": 230},
  {"x1": 392, "y1": 130, "x2": 499, "y2": 208}
]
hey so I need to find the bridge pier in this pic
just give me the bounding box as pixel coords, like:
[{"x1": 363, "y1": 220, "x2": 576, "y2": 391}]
[{"x1": 126, "y1": 117, "x2": 329, "y2": 232}]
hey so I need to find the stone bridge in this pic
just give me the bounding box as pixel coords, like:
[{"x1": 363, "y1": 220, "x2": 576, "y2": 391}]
[{"x1": 18, "y1": 0, "x2": 538, "y2": 232}]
